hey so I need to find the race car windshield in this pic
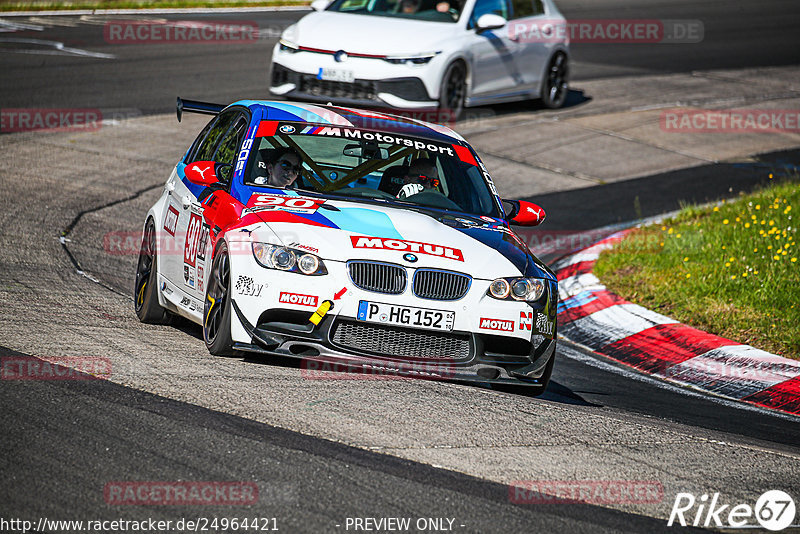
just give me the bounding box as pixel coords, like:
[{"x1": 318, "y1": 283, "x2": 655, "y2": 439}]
[
  {"x1": 245, "y1": 126, "x2": 501, "y2": 218},
  {"x1": 326, "y1": 0, "x2": 463, "y2": 23}
]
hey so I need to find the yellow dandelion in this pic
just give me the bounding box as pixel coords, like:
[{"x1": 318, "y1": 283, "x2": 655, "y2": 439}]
[
  {"x1": 722, "y1": 245, "x2": 727, "y2": 250},
  {"x1": 769, "y1": 173, "x2": 773, "y2": 178},
  {"x1": 742, "y1": 272, "x2": 748, "y2": 277},
  {"x1": 659, "y1": 242, "x2": 664, "y2": 247},
  {"x1": 735, "y1": 217, "x2": 741, "y2": 222},
  {"x1": 754, "y1": 270, "x2": 759, "y2": 274},
  {"x1": 754, "y1": 248, "x2": 758, "y2": 252},
  {"x1": 792, "y1": 258, "x2": 797, "y2": 263},
  {"x1": 683, "y1": 257, "x2": 689, "y2": 262},
  {"x1": 785, "y1": 206, "x2": 792, "y2": 214},
  {"x1": 768, "y1": 245, "x2": 773, "y2": 250},
  {"x1": 676, "y1": 233, "x2": 682, "y2": 238},
  {"x1": 745, "y1": 223, "x2": 750, "y2": 228},
  {"x1": 725, "y1": 262, "x2": 731, "y2": 267},
  {"x1": 782, "y1": 250, "x2": 788, "y2": 256},
  {"x1": 713, "y1": 207, "x2": 719, "y2": 212},
  {"x1": 661, "y1": 226, "x2": 667, "y2": 231},
  {"x1": 751, "y1": 215, "x2": 757, "y2": 220},
  {"x1": 761, "y1": 220, "x2": 766, "y2": 225},
  {"x1": 729, "y1": 257, "x2": 734, "y2": 262},
  {"x1": 770, "y1": 220, "x2": 775, "y2": 226},
  {"x1": 686, "y1": 273, "x2": 691, "y2": 278},
  {"x1": 756, "y1": 204, "x2": 761, "y2": 210},
  {"x1": 731, "y1": 275, "x2": 737, "y2": 279},
  {"x1": 668, "y1": 228, "x2": 674, "y2": 234},
  {"x1": 774, "y1": 255, "x2": 780, "y2": 260},
  {"x1": 723, "y1": 219, "x2": 729, "y2": 225}
]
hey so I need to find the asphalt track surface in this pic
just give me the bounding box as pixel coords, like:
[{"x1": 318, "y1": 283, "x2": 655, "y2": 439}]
[
  {"x1": 1, "y1": 0, "x2": 799, "y2": 112},
  {"x1": 1, "y1": 1, "x2": 800, "y2": 532}
]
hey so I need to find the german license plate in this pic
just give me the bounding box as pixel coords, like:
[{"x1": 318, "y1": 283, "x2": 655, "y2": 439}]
[
  {"x1": 357, "y1": 301, "x2": 455, "y2": 331},
  {"x1": 317, "y1": 67, "x2": 355, "y2": 83}
]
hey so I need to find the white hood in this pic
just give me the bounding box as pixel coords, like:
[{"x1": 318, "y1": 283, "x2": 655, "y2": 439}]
[
  {"x1": 290, "y1": 11, "x2": 457, "y2": 56},
  {"x1": 250, "y1": 199, "x2": 526, "y2": 279}
]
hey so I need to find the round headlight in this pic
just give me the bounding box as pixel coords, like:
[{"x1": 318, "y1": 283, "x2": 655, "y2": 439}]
[
  {"x1": 271, "y1": 247, "x2": 295, "y2": 270},
  {"x1": 489, "y1": 279, "x2": 510, "y2": 299},
  {"x1": 298, "y1": 253, "x2": 319, "y2": 275},
  {"x1": 512, "y1": 279, "x2": 531, "y2": 299}
]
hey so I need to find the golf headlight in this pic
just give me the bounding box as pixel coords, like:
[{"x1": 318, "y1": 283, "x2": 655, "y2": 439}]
[
  {"x1": 487, "y1": 277, "x2": 546, "y2": 301},
  {"x1": 252, "y1": 243, "x2": 327, "y2": 275},
  {"x1": 384, "y1": 52, "x2": 439, "y2": 65},
  {"x1": 278, "y1": 38, "x2": 299, "y2": 52}
]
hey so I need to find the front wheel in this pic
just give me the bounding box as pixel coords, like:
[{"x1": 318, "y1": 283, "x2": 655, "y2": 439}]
[
  {"x1": 134, "y1": 218, "x2": 172, "y2": 324},
  {"x1": 541, "y1": 52, "x2": 569, "y2": 109},
  {"x1": 439, "y1": 61, "x2": 467, "y2": 121},
  {"x1": 203, "y1": 241, "x2": 235, "y2": 356}
]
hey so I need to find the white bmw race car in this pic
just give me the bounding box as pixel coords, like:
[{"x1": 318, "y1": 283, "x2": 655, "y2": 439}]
[{"x1": 135, "y1": 98, "x2": 557, "y2": 391}]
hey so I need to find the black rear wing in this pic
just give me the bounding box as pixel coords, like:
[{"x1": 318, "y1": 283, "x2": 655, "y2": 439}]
[{"x1": 176, "y1": 97, "x2": 225, "y2": 122}]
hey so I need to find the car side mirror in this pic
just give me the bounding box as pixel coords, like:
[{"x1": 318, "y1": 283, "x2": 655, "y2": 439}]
[
  {"x1": 503, "y1": 199, "x2": 545, "y2": 226},
  {"x1": 476, "y1": 13, "x2": 507, "y2": 32},
  {"x1": 185, "y1": 160, "x2": 225, "y2": 186},
  {"x1": 310, "y1": 0, "x2": 330, "y2": 10}
]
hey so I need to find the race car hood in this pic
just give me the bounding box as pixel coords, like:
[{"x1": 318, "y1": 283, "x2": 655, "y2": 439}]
[
  {"x1": 244, "y1": 198, "x2": 553, "y2": 281},
  {"x1": 289, "y1": 11, "x2": 457, "y2": 57}
]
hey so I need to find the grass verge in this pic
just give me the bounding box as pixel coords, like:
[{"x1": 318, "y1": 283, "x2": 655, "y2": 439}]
[
  {"x1": 594, "y1": 177, "x2": 800, "y2": 359},
  {"x1": 0, "y1": 0, "x2": 307, "y2": 11}
]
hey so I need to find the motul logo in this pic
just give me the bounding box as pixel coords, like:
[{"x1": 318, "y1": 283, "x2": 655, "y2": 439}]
[
  {"x1": 479, "y1": 317, "x2": 514, "y2": 332},
  {"x1": 350, "y1": 236, "x2": 464, "y2": 261},
  {"x1": 279, "y1": 292, "x2": 319, "y2": 307}
]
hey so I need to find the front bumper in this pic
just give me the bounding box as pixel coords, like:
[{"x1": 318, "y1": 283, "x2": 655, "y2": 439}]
[
  {"x1": 230, "y1": 301, "x2": 557, "y2": 385},
  {"x1": 270, "y1": 55, "x2": 439, "y2": 110}
]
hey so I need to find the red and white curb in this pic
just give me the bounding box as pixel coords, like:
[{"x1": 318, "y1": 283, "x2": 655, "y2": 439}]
[{"x1": 553, "y1": 230, "x2": 800, "y2": 416}]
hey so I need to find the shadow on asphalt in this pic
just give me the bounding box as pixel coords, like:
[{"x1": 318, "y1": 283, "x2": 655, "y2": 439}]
[{"x1": 526, "y1": 148, "x2": 800, "y2": 231}]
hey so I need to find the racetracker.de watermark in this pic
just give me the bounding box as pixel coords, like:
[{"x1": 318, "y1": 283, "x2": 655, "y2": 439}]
[
  {"x1": 104, "y1": 481, "x2": 259, "y2": 506},
  {"x1": 104, "y1": 20, "x2": 259, "y2": 44},
  {"x1": 1, "y1": 356, "x2": 111, "y2": 380},
  {"x1": 661, "y1": 109, "x2": 800, "y2": 133},
  {"x1": 507, "y1": 19, "x2": 703, "y2": 43},
  {"x1": 509, "y1": 480, "x2": 664, "y2": 505},
  {"x1": 1, "y1": 109, "x2": 102, "y2": 133},
  {"x1": 300, "y1": 359, "x2": 458, "y2": 381}
]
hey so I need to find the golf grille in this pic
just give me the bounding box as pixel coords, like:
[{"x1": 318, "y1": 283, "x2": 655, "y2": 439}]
[
  {"x1": 348, "y1": 261, "x2": 406, "y2": 294},
  {"x1": 413, "y1": 269, "x2": 471, "y2": 300},
  {"x1": 331, "y1": 320, "x2": 471, "y2": 360}
]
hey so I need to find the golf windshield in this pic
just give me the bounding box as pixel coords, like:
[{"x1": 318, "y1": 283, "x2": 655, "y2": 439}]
[
  {"x1": 325, "y1": 0, "x2": 463, "y2": 22},
  {"x1": 245, "y1": 124, "x2": 502, "y2": 218}
]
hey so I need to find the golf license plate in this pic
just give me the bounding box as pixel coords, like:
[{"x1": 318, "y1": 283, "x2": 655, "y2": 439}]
[
  {"x1": 317, "y1": 67, "x2": 355, "y2": 83},
  {"x1": 357, "y1": 301, "x2": 455, "y2": 331}
]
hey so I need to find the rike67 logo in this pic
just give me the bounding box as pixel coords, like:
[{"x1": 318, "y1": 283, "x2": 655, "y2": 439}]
[{"x1": 668, "y1": 490, "x2": 796, "y2": 531}]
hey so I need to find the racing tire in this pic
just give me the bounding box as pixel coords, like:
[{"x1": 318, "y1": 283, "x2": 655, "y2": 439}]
[
  {"x1": 203, "y1": 241, "x2": 236, "y2": 356},
  {"x1": 134, "y1": 218, "x2": 172, "y2": 324},
  {"x1": 439, "y1": 61, "x2": 467, "y2": 121},
  {"x1": 540, "y1": 52, "x2": 569, "y2": 109}
]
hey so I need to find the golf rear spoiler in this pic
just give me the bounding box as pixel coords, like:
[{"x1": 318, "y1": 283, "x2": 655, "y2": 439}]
[{"x1": 176, "y1": 97, "x2": 225, "y2": 122}]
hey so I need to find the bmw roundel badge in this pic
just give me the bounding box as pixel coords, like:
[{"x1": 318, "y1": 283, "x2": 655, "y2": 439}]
[
  {"x1": 279, "y1": 124, "x2": 296, "y2": 134},
  {"x1": 333, "y1": 50, "x2": 348, "y2": 63},
  {"x1": 403, "y1": 253, "x2": 418, "y2": 263}
]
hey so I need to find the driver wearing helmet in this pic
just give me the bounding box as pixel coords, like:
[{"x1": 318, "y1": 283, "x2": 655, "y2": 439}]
[{"x1": 397, "y1": 158, "x2": 440, "y2": 199}]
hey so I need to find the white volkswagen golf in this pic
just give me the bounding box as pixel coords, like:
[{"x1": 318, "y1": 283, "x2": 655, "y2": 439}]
[{"x1": 269, "y1": 0, "x2": 569, "y2": 117}]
